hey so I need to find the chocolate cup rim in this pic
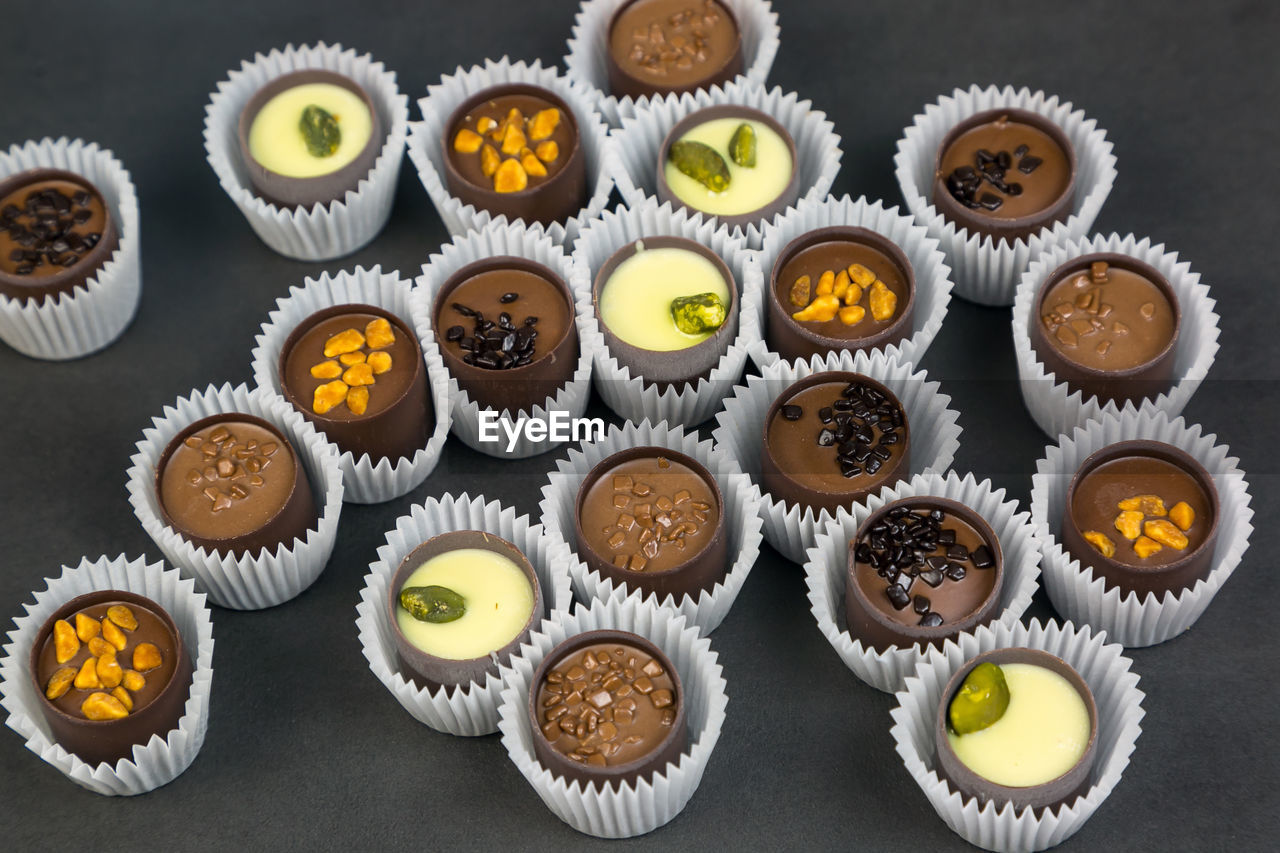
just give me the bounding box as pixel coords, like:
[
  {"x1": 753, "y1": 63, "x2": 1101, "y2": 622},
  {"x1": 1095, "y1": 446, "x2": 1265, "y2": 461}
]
[
  {"x1": 766, "y1": 225, "x2": 918, "y2": 355},
  {"x1": 431, "y1": 254, "x2": 578, "y2": 384},
  {"x1": 934, "y1": 647, "x2": 1100, "y2": 812},
  {"x1": 387, "y1": 530, "x2": 545, "y2": 691},
  {"x1": 439, "y1": 83, "x2": 582, "y2": 202},
  {"x1": 527, "y1": 628, "x2": 687, "y2": 787},
  {"x1": 0, "y1": 167, "x2": 121, "y2": 302},
  {"x1": 655, "y1": 104, "x2": 802, "y2": 231},
  {"x1": 931, "y1": 107, "x2": 1078, "y2": 242},
  {"x1": 276, "y1": 302, "x2": 426, "y2": 430},
  {"x1": 153, "y1": 412, "x2": 313, "y2": 556},
  {"x1": 236, "y1": 68, "x2": 384, "y2": 208},
  {"x1": 1062, "y1": 438, "x2": 1221, "y2": 585},
  {"x1": 603, "y1": 0, "x2": 744, "y2": 99},
  {"x1": 1029, "y1": 251, "x2": 1183, "y2": 382},
  {"x1": 28, "y1": 589, "x2": 189, "y2": 730},
  {"x1": 758, "y1": 370, "x2": 912, "y2": 511},
  {"x1": 573, "y1": 445, "x2": 727, "y2": 582},
  {"x1": 845, "y1": 495, "x2": 1005, "y2": 650},
  {"x1": 590, "y1": 234, "x2": 740, "y2": 385}
]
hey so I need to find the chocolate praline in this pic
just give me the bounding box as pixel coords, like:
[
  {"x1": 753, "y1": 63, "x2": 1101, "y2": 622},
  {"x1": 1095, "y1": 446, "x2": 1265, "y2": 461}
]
[
  {"x1": 934, "y1": 647, "x2": 1099, "y2": 813},
  {"x1": 237, "y1": 69, "x2": 384, "y2": 210},
  {"x1": 1029, "y1": 253, "x2": 1180, "y2": 406},
  {"x1": 29, "y1": 589, "x2": 194, "y2": 766},
  {"x1": 0, "y1": 168, "x2": 120, "y2": 305},
  {"x1": 433, "y1": 256, "x2": 579, "y2": 414},
  {"x1": 1061, "y1": 439, "x2": 1219, "y2": 599},
  {"x1": 605, "y1": 0, "x2": 745, "y2": 99},
  {"x1": 441, "y1": 84, "x2": 587, "y2": 226},
  {"x1": 278, "y1": 303, "x2": 432, "y2": 463},
  {"x1": 574, "y1": 446, "x2": 728, "y2": 601},
  {"x1": 758, "y1": 371, "x2": 912, "y2": 515},
  {"x1": 592, "y1": 235, "x2": 739, "y2": 388},
  {"x1": 154, "y1": 413, "x2": 318, "y2": 557},
  {"x1": 932, "y1": 107, "x2": 1076, "y2": 244},
  {"x1": 528, "y1": 629, "x2": 687, "y2": 789},
  {"x1": 767, "y1": 225, "x2": 916, "y2": 362},
  {"x1": 656, "y1": 104, "x2": 801, "y2": 231},
  {"x1": 845, "y1": 497, "x2": 1004, "y2": 653}
]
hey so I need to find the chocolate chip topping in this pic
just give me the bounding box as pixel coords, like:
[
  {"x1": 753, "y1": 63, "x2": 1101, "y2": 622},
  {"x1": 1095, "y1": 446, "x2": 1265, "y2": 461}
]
[{"x1": 0, "y1": 187, "x2": 102, "y2": 275}]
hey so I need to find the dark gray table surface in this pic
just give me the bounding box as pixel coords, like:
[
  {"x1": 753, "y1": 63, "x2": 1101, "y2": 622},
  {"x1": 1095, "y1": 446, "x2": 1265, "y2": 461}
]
[{"x1": 2, "y1": 1, "x2": 1276, "y2": 850}]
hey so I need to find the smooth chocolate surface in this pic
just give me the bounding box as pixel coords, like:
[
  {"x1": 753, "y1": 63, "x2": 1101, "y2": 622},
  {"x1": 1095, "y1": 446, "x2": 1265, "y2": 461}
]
[{"x1": 606, "y1": 0, "x2": 744, "y2": 99}]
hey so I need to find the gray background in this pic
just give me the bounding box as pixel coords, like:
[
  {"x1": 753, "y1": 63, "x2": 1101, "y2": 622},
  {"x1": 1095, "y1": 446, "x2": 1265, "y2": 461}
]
[{"x1": 1, "y1": 1, "x2": 1276, "y2": 849}]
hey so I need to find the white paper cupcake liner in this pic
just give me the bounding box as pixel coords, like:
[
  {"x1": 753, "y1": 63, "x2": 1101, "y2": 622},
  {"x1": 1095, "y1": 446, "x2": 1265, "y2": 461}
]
[
  {"x1": 0, "y1": 554, "x2": 215, "y2": 796},
  {"x1": 712, "y1": 349, "x2": 962, "y2": 564},
  {"x1": 569, "y1": 199, "x2": 762, "y2": 427},
  {"x1": 354, "y1": 492, "x2": 574, "y2": 736},
  {"x1": 539, "y1": 419, "x2": 764, "y2": 635},
  {"x1": 408, "y1": 57, "x2": 615, "y2": 247},
  {"x1": 125, "y1": 382, "x2": 345, "y2": 610},
  {"x1": 803, "y1": 471, "x2": 1041, "y2": 694},
  {"x1": 611, "y1": 79, "x2": 842, "y2": 248},
  {"x1": 1030, "y1": 409, "x2": 1252, "y2": 647},
  {"x1": 894, "y1": 84, "x2": 1117, "y2": 306},
  {"x1": 563, "y1": 0, "x2": 781, "y2": 127},
  {"x1": 752, "y1": 193, "x2": 954, "y2": 370},
  {"x1": 497, "y1": 594, "x2": 728, "y2": 838},
  {"x1": 0, "y1": 137, "x2": 141, "y2": 360},
  {"x1": 411, "y1": 221, "x2": 599, "y2": 458},
  {"x1": 250, "y1": 265, "x2": 452, "y2": 503},
  {"x1": 891, "y1": 619, "x2": 1145, "y2": 852},
  {"x1": 203, "y1": 42, "x2": 409, "y2": 261},
  {"x1": 1011, "y1": 232, "x2": 1221, "y2": 440}
]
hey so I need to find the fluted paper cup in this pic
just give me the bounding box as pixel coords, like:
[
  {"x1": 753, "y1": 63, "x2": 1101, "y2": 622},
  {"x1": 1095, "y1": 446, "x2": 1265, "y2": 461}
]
[
  {"x1": 203, "y1": 42, "x2": 409, "y2": 261},
  {"x1": 612, "y1": 79, "x2": 841, "y2": 248},
  {"x1": 894, "y1": 84, "x2": 1117, "y2": 306},
  {"x1": 539, "y1": 419, "x2": 763, "y2": 634},
  {"x1": 126, "y1": 382, "x2": 344, "y2": 610},
  {"x1": 1012, "y1": 232, "x2": 1221, "y2": 439},
  {"x1": 804, "y1": 471, "x2": 1041, "y2": 693},
  {"x1": 250, "y1": 265, "x2": 452, "y2": 503},
  {"x1": 752, "y1": 193, "x2": 953, "y2": 369},
  {"x1": 1030, "y1": 409, "x2": 1252, "y2": 647},
  {"x1": 0, "y1": 554, "x2": 215, "y2": 796},
  {"x1": 891, "y1": 619, "x2": 1145, "y2": 852},
  {"x1": 712, "y1": 349, "x2": 962, "y2": 564},
  {"x1": 563, "y1": 0, "x2": 781, "y2": 127},
  {"x1": 355, "y1": 493, "x2": 574, "y2": 736},
  {"x1": 408, "y1": 57, "x2": 614, "y2": 246},
  {"x1": 497, "y1": 595, "x2": 728, "y2": 838},
  {"x1": 0, "y1": 137, "x2": 141, "y2": 360},
  {"x1": 569, "y1": 199, "x2": 762, "y2": 427},
  {"x1": 411, "y1": 221, "x2": 599, "y2": 458}
]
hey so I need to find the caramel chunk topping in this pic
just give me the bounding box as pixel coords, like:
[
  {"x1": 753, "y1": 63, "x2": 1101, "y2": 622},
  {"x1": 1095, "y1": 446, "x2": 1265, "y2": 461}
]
[{"x1": 308, "y1": 319, "x2": 397, "y2": 415}]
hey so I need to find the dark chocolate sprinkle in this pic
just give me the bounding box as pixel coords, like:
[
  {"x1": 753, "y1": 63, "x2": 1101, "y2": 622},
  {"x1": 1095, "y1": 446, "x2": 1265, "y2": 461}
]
[
  {"x1": 781, "y1": 404, "x2": 803, "y2": 421},
  {"x1": 971, "y1": 545, "x2": 995, "y2": 569},
  {"x1": 919, "y1": 612, "x2": 944, "y2": 628},
  {"x1": 499, "y1": 292, "x2": 519, "y2": 303},
  {"x1": 912, "y1": 595, "x2": 931, "y2": 615},
  {"x1": 1018, "y1": 155, "x2": 1042, "y2": 174}
]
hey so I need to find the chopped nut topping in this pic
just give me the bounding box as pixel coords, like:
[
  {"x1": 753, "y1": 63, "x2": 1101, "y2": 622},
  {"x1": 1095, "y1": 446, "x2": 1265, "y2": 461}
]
[
  {"x1": 1169, "y1": 501, "x2": 1195, "y2": 532},
  {"x1": 53, "y1": 619, "x2": 79, "y2": 664},
  {"x1": 101, "y1": 617, "x2": 128, "y2": 651},
  {"x1": 106, "y1": 605, "x2": 138, "y2": 631},
  {"x1": 789, "y1": 262, "x2": 899, "y2": 327},
  {"x1": 1132, "y1": 535, "x2": 1162, "y2": 559},
  {"x1": 1113, "y1": 509, "x2": 1144, "y2": 540},
  {"x1": 74, "y1": 613, "x2": 100, "y2": 643},
  {"x1": 45, "y1": 667, "x2": 76, "y2": 700},
  {"x1": 81, "y1": 692, "x2": 128, "y2": 721},
  {"x1": 1083, "y1": 530, "x2": 1116, "y2": 557},
  {"x1": 453, "y1": 128, "x2": 484, "y2": 153},
  {"x1": 132, "y1": 642, "x2": 163, "y2": 673},
  {"x1": 1144, "y1": 519, "x2": 1189, "y2": 549}
]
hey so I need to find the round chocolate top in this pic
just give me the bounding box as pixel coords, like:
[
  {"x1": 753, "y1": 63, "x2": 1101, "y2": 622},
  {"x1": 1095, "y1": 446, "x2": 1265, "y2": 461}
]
[
  {"x1": 158, "y1": 417, "x2": 298, "y2": 543},
  {"x1": 608, "y1": 0, "x2": 740, "y2": 95},
  {"x1": 1037, "y1": 255, "x2": 1177, "y2": 374},
  {"x1": 36, "y1": 598, "x2": 179, "y2": 721},
  {"x1": 282, "y1": 308, "x2": 421, "y2": 422},
  {"x1": 0, "y1": 173, "x2": 109, "y2": 278},
  {"x1": 765, "y1": 378, "x2": 908, "y2": 496},
  {"x1": 775, "y1": 235, "x2": 911, "y2": 343},
  {"x1": 579, "y1": 450, "x2": 720, "y2": 575},
  {"x1": 853, "y1": 501, "x2": 999, "y2": 628},
  {"x1": 436, "y1": 266, "x2": 572, "y2": 372},
  {"x1": 447, "y1": 89, "x2": 578, "y2": 194},
  {"x1": 937, "y1": 112, "x2": 1072, "y2": 221}
]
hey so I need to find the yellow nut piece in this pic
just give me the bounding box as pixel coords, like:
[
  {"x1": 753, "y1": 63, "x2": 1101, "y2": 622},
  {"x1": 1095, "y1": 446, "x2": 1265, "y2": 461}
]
[
  {"x1": 844, "y1": 282, "x2": 863, "y2": 306},
  {"x1": 101, "y1": 617, "x2": 128, "y2": 651},
  {"x1": 832, "y1": 269, "x2": 851, "y2": 300},
  {"x1": 346, "y1": 386, "x2": 370, "y2": 416},
  {"x1": 342, "y1": 363, "x2": 375, "y2": 387},
  {"x1": 869, "y1": 280, "x2": 898, "y2": 322},
  {"x1": 480, "y1": 144, "x2": 501, "y2": 178},
  {"x1": 75, "y1": 612, "x2": 100, "y2": 643},
  {"x1": 310, "y1": 360, "x2": 342, "y2": 380},
  {"x1": 453, "y1": 128, "x2": 484, "y2": 153},
  {"x1": 312, "y1": 380, "x2": 349, "y2": 415},
  {"x1": 1118, "y1": 494, "x2": 1166, "y2": 516},
  {"x1": 1132, "y1": 535, "x2": 1163, "y2": 559},
  {"x1": 106, "y1": 605, "x2": 137, "y2": 631},
  {"x1": 96, "y1": 652, "x2": 124, "y2": 689},
  {"x1": 1169, "y1": 500, "x2": 1195, "y2": 531},
  {"x1": 133, "y1": 642, "x2": 163, "y2": 673},
  {"x1": 792, "y1": 294, "x2": 840, "y2": 323},
  {"x1": 323, "y1": 328, "x2": 365, "y2": 358},
  {"x1": 338, "y1": 351, "x2": 366, "y2": 366},
  {"x1": 112, "y1": 686, "x2": 134, "y2": 713},
  {"x1": 1144, "y1": 519, "x2": 1190, "y2": 550},
  {"x1": 1113, "y1": 509, "x2": 1144, "y2": 540},
  {"x1": 367, "y1": 351, "x2": 392, "y2": 374},
  {"x1": 520, "y1": 148, "x2": 548, "y2": 177},
  {"x1": 815, "y1": 270, "x2": 835, "y2": 296},
  {"x1": 45, "y1": 667, "x2": 77, "y2": 700},
  {"x1": 838, "y1": 305, "x2": 866, "y2": 326},
  {"x1": 529, "y1": 108, "x2": 561, "y2": 141},
  {"x1": 81, "y1": 692, "x2": 129, "y2": 721},
  {"x1": 74, "y1": 657, "x2": 100, "y2": 690},
  {"x1": 493, "y1": 158, "x2": 529, "y2": 193},
  {"x1": 535, "y1": 140, "x2": 559, "y2": 163},
  {"x1": 847, "y1": 263, "x2": 875, "y2": 288},
  {"x1": 365, "y1": 317, "x2": 395, "y2": 349},
  {"x1": 1083, "y1": 530, "x2": 1116, "y2": 558},
  {"x1": 123, "y1": 670, "x2": 146, "y2": 692},
  {"x1": 500, "y1": 122, "x2": 528, "y2": 156},
  {"x1": 789, "y1": 275, "x2": 811, "y2": 307},
  {"x1": 53, "y1": 619, "x2": 79, "y2": 664},
  {"x1": 476, "y1": 116, "x2": 497, "y2": 135},
  {"x1": 88, "y1": 637, "x2": 114, "y2": 658}
]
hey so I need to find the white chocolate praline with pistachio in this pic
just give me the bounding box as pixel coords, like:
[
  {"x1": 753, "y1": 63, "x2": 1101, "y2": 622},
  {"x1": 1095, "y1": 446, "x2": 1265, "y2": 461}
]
[
  {"x1": 664, "y1": 117, "x2": 792, "y2": 216},
  {"x1": 599, "y1": 243, "x2": 730, "y2": 351},
  {"x1": 249, "y1": 83, "x2": 374, "y2": 178}
]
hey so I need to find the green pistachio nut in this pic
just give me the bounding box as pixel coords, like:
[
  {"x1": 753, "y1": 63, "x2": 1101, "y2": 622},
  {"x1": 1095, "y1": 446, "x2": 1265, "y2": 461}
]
[
  {"x1": 669, "y1": 140, "x2": 731, "y2": 192},
  {"x1": 399, "y1": 585, "x2": 467, "y2": 624},
  {"x1": 728, "y1": 122, "x2": 756, "y2": 168},
  {"x1": 299, "y1": 105, "x2": 342, "y2": 158},
  {"x1": 948, "y1": 662, "x2": 1011, "y2": 735},
  {"x1": 671, "y1": 292, "x2": 728, "y2": 335}
]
